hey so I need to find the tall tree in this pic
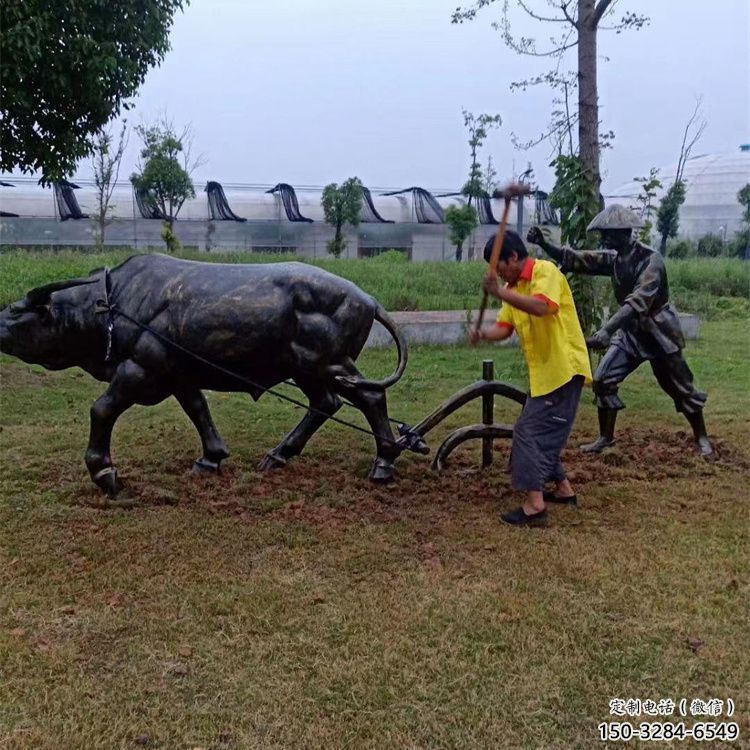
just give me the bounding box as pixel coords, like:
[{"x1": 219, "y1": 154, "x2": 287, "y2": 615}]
[
  {"x1": 631, "y1": 167, "x2": 662, "y2": 245},
  {"x1": 452, "y1": 1, "x2": 648, "y2": 192},
  {"x1": 445, "y1": 204, "x2": 480, "y2": 262},
  {"x1": 90, "y1": 123, "x2": 129, "y2": 250},
  {"x1": 657, "y1": 98, "x2": 706, "y2": 255},
  {"x1": 738, "y1": 184, "x2": 750, "y2": 227},
  {"x1": 736, "y1": 183, "x2": 750, "y2": 260},
  {"x1": 482, "y1": 155, "x2": 499, "y2": 195},
  {"x1": 461, "y1": 110, "x2": 502, "y2": 204},
  {"x1": 321, "y1": 178, "x2": 364, "y2": 258},
  {"x1": 130, "y1": 119, "x2": 201, "y2": 253},
  {"x1": 1, "y1": 1, "x2": 187, "y2": 182}
]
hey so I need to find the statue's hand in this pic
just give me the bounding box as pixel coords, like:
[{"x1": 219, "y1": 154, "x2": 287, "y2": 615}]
[
  {"x1": 526, "y1": 226, "x2": 545, "y2": 246},
  {"x1": 585, "y1": 329, "x2": 611, "y2": 350}
]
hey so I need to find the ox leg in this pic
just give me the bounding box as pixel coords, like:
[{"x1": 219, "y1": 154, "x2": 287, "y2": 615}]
[
  {"x1": 259, "y1": 384, "x2": 342, "y2": 472},
  {"x1": 175, "y1": 388, "x2": 230, "y2": 474},
  {"x1": 85, "y1": 360, "x2": 164, "y2": 497},
  {"x1": 333, "y1": 382, "x2": 399, "y2": 483}
]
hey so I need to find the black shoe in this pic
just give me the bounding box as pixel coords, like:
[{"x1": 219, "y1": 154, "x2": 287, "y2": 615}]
[
  {"x1": 543, "y1": 491, "x2": 578, "y2": 505},
  {"x1": 501, "y1": 507, "x2": 549, "y2": 527},
  {"x1": 580, "y1": 436, "x2": 614, "y2": 453}
]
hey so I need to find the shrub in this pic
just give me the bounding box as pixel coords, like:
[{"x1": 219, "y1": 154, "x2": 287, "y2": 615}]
[
  {"x1": 371, "y1": 249, "x2": 410, "y2": 263},
  {"x1": 727, "y1": 229, "x2": 750, "y2": 259},
  {"x1": 666, "y1": 238, "x2": 695, "y2": 259},
  {"x1": 696, "y1": 233, "x2": 724, "y2": 257}
]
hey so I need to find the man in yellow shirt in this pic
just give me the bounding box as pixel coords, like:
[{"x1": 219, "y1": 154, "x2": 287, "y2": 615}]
[{"x1": 469, "y1": 230, "x2": 592, "y2": 527}]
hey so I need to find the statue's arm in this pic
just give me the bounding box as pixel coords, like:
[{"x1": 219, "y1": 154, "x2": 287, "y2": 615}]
[
  {"x1": 590, "y1": 253, "x2": 664, "y2": 346},
  {"x1": 621, "y1": 252, "x2": 664, "y2": 317},
  {"x1": 527, "y1": 226, "x2": 615, "y2": 276}
]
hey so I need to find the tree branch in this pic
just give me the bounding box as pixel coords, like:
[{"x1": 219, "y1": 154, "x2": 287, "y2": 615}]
[
  {"x1": 560, "y1": 1, "x2": 576, "y2": 27},
  {"x1": 516, "y1": 0, "x2": 568, "y2": 23},
  {"x1": 593, "y1": 0, "x2": 615, "y2": 26}
]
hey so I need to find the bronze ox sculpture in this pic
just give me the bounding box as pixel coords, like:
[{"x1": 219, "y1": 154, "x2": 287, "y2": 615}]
[{"x1": 0, "y1": 254, "x2": 411, "y2": 498}]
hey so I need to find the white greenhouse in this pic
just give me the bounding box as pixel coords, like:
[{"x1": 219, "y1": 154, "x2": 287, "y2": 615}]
[{"x1": 605, "y1": 145, "x2": 750, "y2": 242}]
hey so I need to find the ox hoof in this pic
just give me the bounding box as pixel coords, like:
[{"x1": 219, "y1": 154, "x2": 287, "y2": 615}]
[
  {"x1": 696, "y1": 436, "x2": 714, "y2": 458},
  {"x1": 192, "y1": 457, "x2": 222, "y2": 475},
  {"x1": 92, "y1": 467, "x2": 124, "y2": 498},
  {"x1": 258, "y1": 452, "x2": 287, "y2": 472},
  {"x1": 369, "y1": 458, "x2": 395, "y2": 484}
]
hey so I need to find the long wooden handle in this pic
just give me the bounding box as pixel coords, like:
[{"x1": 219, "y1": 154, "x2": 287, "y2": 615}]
[{"x1": 475, "y1": 196, "x2": 512, "y2": 332}]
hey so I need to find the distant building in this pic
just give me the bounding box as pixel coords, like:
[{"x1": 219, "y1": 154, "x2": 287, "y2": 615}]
[
  {"x1": 0, "y1": 179, "x2": 557, "y2": 261},
  {"x1": 605, "y1": 146, "x2": 750, "y2": 242}
]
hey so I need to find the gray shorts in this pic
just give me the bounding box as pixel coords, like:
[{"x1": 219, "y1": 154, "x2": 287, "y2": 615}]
[{"x1": 511, "y1": 375, "x2": 584, "y2": 492}]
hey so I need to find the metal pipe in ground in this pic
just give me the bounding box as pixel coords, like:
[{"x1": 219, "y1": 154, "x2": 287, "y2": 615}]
[{"x1": 482, "y1": 359, "x2": 494, "y2": 467}]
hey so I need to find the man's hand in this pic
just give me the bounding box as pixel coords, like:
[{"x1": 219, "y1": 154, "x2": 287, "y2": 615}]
[
  {"x1": 585, "y1": 329, "x2": 611, "y2": 350},
  {"x1": 468, "y1": 328, "x2": 482, "y2": 346},
  {"x1": 526, "y1": 226, "x2": 545, "y2": 246},
  {"x1": 482, "y1": 273, "x2": 501, "y2": 298}
]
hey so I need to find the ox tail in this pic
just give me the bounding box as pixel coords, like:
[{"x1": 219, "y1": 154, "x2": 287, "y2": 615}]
[{"x1": 334, "y1": 304, "x2": 408, "y2": 391}]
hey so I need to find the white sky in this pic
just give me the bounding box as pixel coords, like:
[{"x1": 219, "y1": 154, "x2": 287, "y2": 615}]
[{"x1": 77, "y1": 0, "x2": 749, "y2": 193}]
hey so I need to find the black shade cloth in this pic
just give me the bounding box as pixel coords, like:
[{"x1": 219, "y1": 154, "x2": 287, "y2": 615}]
[
  {"x1": 533, "y1": 190, "x2": 558, "y2": 225},
  {"x1": 134, "y1": 187, "x2": 164, "y2": 219},
  {"x1": 266, "y1": 183, "x2": 313, "y2": 222},
  {"x1": 53, "y1": 179, "x2": 88, "y2": 221},
  {"x1": 361, "y1": 186, "x2": 393, "y2": 223},
  {"x1": 381, "y1": 187, "x2": 444, "y2": 224},
  {"x1": 205, "y1": 181, "x2": 246, "y2": 221},
  {"x1": 436, "y1": 191, "x2": 498, "y2": 224}
]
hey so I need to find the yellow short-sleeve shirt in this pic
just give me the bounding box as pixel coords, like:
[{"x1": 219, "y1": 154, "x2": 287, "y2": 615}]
[{"x1": 496, "y1": 258, "x2": 592, "y2": 397}]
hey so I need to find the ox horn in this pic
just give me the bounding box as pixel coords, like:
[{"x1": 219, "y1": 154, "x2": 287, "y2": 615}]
[{"x1": 26, "y1": 277, "x2": 98, "y2": 306}]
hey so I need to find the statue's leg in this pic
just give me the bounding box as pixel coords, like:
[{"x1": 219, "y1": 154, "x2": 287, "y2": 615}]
[
  {"x1": 175, "y1": 388, "x2": 230, "y2": 474},
  {"x1": 332, "y1": 380, "x2": 399, "y2": 483},
  {"x1": 650, "y1": 353, "x2": 712, "y2": 456},
  {"x1": 581, "y1": 345, "x2": 642, "y2": 453},
  {"x1": 259, "y1": 382, "x2": 342, "y2": 471},
  {"x1": 85, "y1": 360, "x2": 167, "y2": 497}
]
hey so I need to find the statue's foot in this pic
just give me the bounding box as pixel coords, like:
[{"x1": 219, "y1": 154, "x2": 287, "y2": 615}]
[
  {"x1": 695, "y1": 436, "x2": 714, "y2": 457},
  {"x1": 258, "y1": 452, "x2": 287, "y2": 472},
  {"x1": 92, "y1": 466, "x2": 124, "y2": 497},
  {"x1": 192, "y1": 456, "x2": 222, "y2": 475},
  {"x1": 580, "y1": 436, "x2": 615, "y2": 454},
  {"x1": 369, "y1": 457, "x2": 395, "y2": 484}
]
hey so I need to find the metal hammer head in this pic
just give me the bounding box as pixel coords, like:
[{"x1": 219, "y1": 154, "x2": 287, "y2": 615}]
[{"x1": 492, "y1": 181, "x2": 534, "y2": 200}]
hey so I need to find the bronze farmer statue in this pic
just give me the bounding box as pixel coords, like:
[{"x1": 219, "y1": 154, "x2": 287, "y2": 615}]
[{"x1": 527, "y1": 205, "x2": 713, "y2": 456}]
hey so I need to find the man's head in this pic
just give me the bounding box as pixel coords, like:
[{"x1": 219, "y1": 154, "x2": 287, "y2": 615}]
[
  {"x1": 483, "y1": 230, "x2": 528, "y2": 284},
  {"x1": 587, "y1": 204, "x2": 643, "y2": 252}
]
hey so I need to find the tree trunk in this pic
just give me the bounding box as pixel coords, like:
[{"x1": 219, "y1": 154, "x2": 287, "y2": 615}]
[
  {"x1": 577, "y1": 0, "x2": 600, "y2": 195},
  {"x1": 98, "y1": 213, "x2": 106, "y2": 249},
  {"x1": 659, "y1": 232, "x2": 668, "y2": 256},
  {"x1": 333, "y1": 223, "x2": 345, "y2": 257},
  {"x1": 455, "y1": 241, "x2": 463, "y2": 262}
]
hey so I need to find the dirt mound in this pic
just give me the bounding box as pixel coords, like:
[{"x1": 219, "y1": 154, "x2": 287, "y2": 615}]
[{"x1": 69, "y1": 426, "x2": 746, "y2": 530}]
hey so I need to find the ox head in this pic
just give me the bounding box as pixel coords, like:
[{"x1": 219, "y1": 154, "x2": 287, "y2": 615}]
[{"x1": 0, "y1": 277, "x2": 99, "y2": 370}]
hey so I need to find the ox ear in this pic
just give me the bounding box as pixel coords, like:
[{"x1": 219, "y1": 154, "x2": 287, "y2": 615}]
[{"x1": 26, "y1": 278, "x2": 98, "y2": 307}]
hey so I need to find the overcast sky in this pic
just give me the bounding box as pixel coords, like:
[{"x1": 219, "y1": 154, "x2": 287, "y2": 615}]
[{"x1": 77, "y1": 0, "x2": 748, "y2": 193}]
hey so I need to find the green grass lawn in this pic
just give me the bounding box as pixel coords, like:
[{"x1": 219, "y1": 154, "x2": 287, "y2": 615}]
[
  {"x1": 1, "y1": 248, "x2": 748, "y2": 319},
  {"x1": 1, "y1": 320, "x2": 748, "y2": 749}
]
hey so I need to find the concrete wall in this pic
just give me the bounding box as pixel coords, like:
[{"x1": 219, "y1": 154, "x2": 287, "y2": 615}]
[{"x1": 365, "y1": 310, "x2": 700, "y2": 348}]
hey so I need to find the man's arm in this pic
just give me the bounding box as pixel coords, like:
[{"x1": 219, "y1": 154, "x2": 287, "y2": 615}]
[
  {"x1": 469, "y1": 322, "x2": 514, "y2": 346},
  {"x1": 526, "y1": 226, "x2": 615, "y2": 276},
  {"x1": 483, "y1": 275, "x2": 554, "y2": 317}
]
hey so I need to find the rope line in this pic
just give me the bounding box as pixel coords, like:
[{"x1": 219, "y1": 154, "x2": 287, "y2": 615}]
[{"x1": 105, "y1": 304, "x2": 414, "y2": 451}]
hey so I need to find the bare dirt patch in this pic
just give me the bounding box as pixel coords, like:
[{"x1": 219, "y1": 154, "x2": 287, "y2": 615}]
[{"x1": 62, "y1": 426, "x2": 748, "y2": 537}]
